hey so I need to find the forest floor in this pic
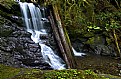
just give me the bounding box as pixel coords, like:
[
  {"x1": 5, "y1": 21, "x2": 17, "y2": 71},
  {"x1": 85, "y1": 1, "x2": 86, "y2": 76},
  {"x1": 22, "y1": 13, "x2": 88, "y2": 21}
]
[{"x1": 0, "y1": 64, "x2": 121, "y2": 79}]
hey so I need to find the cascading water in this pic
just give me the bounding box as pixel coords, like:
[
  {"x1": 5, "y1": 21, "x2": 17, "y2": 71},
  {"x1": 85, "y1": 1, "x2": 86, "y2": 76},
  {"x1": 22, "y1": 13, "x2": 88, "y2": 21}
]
[
  {"x1": 19, "y1": 2, "x2": 65, "y2": 70},
  {"x1": 72, "y1": 47, "x2": 86, "y2": 56}
]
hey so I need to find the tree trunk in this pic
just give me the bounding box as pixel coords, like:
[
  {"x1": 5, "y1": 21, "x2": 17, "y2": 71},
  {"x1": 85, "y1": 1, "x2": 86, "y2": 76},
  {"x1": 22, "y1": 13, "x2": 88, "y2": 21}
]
[
  {"x1": 49, "y1": 4, "x2": 77, "y2": 68},
  {"x1": 48, "y1": 11, "x2": 69, "y2": 68},
  {"x1": 113, "y1": 29, "x2": 121, "y2": 57}
]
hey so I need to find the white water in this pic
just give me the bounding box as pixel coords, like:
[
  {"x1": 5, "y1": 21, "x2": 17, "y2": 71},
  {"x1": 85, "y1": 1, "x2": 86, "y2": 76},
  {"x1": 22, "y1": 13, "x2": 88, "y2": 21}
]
[
  {"x1": 19, "y1": 2, "x2": 65, "y2": 70},
  {"x1": 72, "y1": 47, "x2": 86, "y2": 56},
  {"x1": 40, "y1": 44, "x2": 65, "y2": 70}
]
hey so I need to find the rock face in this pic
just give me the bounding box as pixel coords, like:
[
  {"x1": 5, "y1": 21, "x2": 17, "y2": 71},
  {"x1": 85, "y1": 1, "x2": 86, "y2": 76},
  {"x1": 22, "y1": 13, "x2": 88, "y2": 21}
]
[
  {"x1": 71, "y1": 32, "x2": 117, "y2": 56},
  {"x1": 0, "y1": 16, "x2": 53, "y2": 69}
]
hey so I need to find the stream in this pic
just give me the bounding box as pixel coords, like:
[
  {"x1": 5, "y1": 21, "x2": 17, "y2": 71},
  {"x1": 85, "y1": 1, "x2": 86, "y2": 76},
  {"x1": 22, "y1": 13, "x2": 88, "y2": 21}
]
[{"x1": 75, "y1": 51, "x2": 121, "y2": 76}]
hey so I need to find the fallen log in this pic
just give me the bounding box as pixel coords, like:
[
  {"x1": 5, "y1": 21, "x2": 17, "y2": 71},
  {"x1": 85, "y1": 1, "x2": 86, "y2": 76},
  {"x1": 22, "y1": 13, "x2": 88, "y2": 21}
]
[
  {"x1": 49, "y1": 4, "x2": 77, "y2": 68},
  {"x1": 48, "y1": 11, "x2": 69, "y2": 68}
]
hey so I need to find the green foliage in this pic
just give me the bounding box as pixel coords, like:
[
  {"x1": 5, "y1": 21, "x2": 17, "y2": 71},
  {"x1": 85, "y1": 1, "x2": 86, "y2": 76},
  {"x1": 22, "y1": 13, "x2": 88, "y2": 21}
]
[
  {"x1": 44, "y1": 0, "x2": 95, "y2": 27},
  {"x1": 84, "y1": 69, "x2": 95, "y2": 75},
  {"x1": 44, "y1": 69, "x2": 81, "y2": 79},
  {"x1": 85, "y1": 11, "x2": 121, "y2": 33},
  {"x1": 44, "y1": 69, "x2": 106, "y2": 79},
  {"x1": 43, "y1": 0, "x2": 121, "y2": 35},
  {"x1": 96, "y1": 12, "x2": 121, "y2": 30}
]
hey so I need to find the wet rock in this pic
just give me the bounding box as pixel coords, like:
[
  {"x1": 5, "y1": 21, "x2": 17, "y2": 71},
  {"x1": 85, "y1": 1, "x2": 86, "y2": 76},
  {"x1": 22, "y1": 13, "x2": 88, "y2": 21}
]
[
  {"x1": 0, "y1": 16, "x2": 52, "y2": 69},
  {"x1": 94, "y1": 45, "x2": 116, "y2": 56},
  {"x1": 71, "y1": 33, "x2": 117, "y2": 56},
  {"x1": 72, "y1": 40, "x2": 84, "y2": 52},
  {"x1": 21, "y1": 59, "x2": 41, "y2": 66}
]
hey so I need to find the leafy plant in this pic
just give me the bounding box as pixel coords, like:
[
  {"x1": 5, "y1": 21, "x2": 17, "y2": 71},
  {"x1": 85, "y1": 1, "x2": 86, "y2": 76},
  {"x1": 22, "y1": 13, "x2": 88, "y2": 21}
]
[{"x1": 44, "y1": 69, "x2": 105, "y2": 79}]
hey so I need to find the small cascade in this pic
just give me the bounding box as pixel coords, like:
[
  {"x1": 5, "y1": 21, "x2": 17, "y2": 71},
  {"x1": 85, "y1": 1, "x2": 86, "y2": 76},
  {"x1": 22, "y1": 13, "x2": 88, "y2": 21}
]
[
  {"x1": 19, "y1": 2, "x2": 65, "y2": 70},
  {"x1": 72, "y1": 47, "x2": 86, "y2": 56},
  {"x1": 40, "y1": 44, "x2": 65, "y2": 70}
]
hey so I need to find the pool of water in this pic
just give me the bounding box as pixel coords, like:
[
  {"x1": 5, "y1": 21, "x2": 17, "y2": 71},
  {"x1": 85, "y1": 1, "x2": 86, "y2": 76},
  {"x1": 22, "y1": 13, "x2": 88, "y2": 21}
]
[{"x1": 76, "y1": 53, "x2": 121, "y2": 76}]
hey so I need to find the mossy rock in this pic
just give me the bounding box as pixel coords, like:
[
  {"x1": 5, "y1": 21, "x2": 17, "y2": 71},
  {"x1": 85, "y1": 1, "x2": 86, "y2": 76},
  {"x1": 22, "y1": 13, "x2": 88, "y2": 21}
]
[
  {"x1": 1, "y1": 64, "x2": 121, "y2": 79},
  {"x1": 85, "y1": 37, "x2": 95, "y2": 45},
  {"x1": 0, "y1": 28, "x2": 13, "y2": 37},
  {"x1": 43, "y1": 69, "x2": 106, "y2": 79},
  {"x1": 0, "y1": 16, "x2": 4, "y2": 24},
  {"x1": 0, "y1": 0, "x2": 17, "y2": 10},
  {"x1": 0, "y1": 64, "x2": 20, "y2": 79},
  {"x1": 83, "y1": 32, "x2": 94, "y2": 38},
  {"x1": 0, "y1": 64, "x2": 43, "y2": 79},
  {"x1": 0, "y1": 17, "x2": 13, "y2": 37},
  {"x1": 0, "y1": 0, "x2": 21, "y2": 22}
]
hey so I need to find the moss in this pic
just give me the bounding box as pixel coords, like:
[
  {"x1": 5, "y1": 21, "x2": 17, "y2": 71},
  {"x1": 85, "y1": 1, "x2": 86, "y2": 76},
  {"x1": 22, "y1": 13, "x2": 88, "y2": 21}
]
[
  {"x1": 0, "y1": 64, "x2": 121, "y2": 79},
  {"x1": 0, "y1": 0, "x2": 21, "y2": 17},
  {"x1": 85, "y1": 37, "x2": 95, "y2": 44},
  {"x1": 0, "y1": 64, "x2": 43, "y2": 79},
  {"x1": 0, "y1": 29, "x2": 13, "y2": 37},
  {"x1": 106, "y1": 37, "x2": 112, "y2": 45},
  {"x1": 43, "y1": 69, "x2": 106, "y2": 79},
  {"x1": 83, "y1": 32, "x2": 94, "y2": 38},
  {"x1": 0, "y1": 64, "x2": 20, "y2": 79},
  {"x1": 15, "y1": 68, "x2": 43, "y2": 79},
  {"x1": 64, "y1": 28, "x2": 71, "y2": 46},
  {"x1": 0, "y1": 0, "x2": 16, "y2": 10}
]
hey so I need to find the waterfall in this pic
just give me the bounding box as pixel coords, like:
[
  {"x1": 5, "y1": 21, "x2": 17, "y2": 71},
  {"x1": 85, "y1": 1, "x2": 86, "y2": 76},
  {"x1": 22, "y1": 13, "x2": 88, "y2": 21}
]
[{"x1": 19, "y1": 2, "x2": 65, "y2": 70}]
